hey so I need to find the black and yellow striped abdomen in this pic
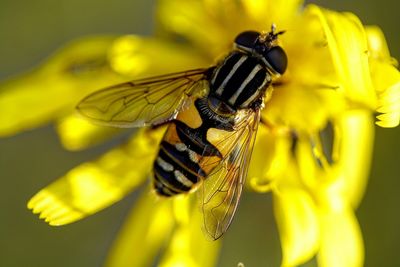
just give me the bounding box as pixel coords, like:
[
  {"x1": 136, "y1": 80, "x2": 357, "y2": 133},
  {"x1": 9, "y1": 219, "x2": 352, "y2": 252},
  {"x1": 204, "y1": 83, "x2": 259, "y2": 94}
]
[
  {"x1": 152, "y1": 97, "x2": 225, "y2": 197},
  {"x1": 154, "y1": 139, "x2": 206, "y2": 196}
]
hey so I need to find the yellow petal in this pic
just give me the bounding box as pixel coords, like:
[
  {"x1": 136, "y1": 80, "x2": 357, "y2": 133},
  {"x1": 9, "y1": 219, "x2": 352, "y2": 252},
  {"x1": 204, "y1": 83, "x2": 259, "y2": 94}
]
[
  {"x1": 248, "y1": 125, "x2": 291, "y2": 193},
  {"x1": 317, "y1": 206, "x2": 364, "y2": 267},
  {"x1": 159, "y1": 195, "x2": 221, "y2": 267},
  {"x1": 56, "y1": 115, "x2": 123, "y2": 151},
  {"x1": 374, "y1": 71, "x2": 400, "y2": 128},
  {"x1": 157, "y1": 0, "x2": 234, "y2": 58},
  {"x1": 242, "y1": 0, "x2": 303, "y2": 25},
  {"x1": 105, "y1": 191, "x2": 174, "y2": 267},
  {"x1": 265, "y1": 83, "x2": 343, "y2": 132},
  {"x1": 109, "y1": 35, "x2": 210, "y2": 77},
  {"x1": 365, "y1": 26, "x2": 395, "y2": 65},
  {"x1": 294, "y1": 135, "x2": 324, "y2": 190},
  {"x1": 157, "y1": 0, "x2": 298, "y2": 60},
  {"x1": 334, "y1": 110, "x2": 374, "y2": 208},
  {"x1": 288, "y1": 108, "x2": 373, "y2": 210},
  {"x1": 27, "y1": 128, "x2": 163, "y2": 225},
  {"x1": 273, "y1": 189, "x2": 319, "y2": 267},
  {"x1": 283, "y1": 12, "x2": 337, "y2": 89},
  {"x1": 0, "y1": 36, "x2": 124, "y2": 137},
  {"x1": 306, "y1": 5, "x2": 376, "y2": 109},
  {"x1": 366, "y1": 27, "x2": 400, "y2": 127}
]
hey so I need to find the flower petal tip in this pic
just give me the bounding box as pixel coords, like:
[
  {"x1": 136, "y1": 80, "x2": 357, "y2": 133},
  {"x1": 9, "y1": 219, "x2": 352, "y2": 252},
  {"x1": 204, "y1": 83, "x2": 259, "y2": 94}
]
[{"x1": 27, "y1": 191, "x2": 84, "y2": 226}]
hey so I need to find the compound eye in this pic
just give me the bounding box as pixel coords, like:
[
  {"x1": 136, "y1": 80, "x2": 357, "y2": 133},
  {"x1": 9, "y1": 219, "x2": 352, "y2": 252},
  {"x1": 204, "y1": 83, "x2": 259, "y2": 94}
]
[
  {"x1": 263, "y1": 46, "x2": 287, "y2": 75},
  {"x1": 234, "y1": 31, "x2": 260, "y2": 49}
]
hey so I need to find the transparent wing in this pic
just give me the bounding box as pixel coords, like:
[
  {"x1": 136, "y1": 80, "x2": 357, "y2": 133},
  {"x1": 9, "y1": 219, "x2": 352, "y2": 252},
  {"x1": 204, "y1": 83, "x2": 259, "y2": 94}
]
[
  {"x1": 200, "y1": 108, "x2": 261, "y2": 240},
  {"x1": 76, "y1": 68, "x2": 209, "y2": 127}
]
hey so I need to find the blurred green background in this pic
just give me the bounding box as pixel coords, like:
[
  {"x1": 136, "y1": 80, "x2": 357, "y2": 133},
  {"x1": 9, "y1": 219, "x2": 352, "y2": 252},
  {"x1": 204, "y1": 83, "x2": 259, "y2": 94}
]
[{"x1": 0, "y1": 0, "x2": 399, "y2": 266}]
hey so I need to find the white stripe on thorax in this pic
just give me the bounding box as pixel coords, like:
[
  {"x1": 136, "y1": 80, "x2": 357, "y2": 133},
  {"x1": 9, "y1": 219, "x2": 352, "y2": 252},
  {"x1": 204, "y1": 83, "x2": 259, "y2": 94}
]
[
  {"x1": 211, "y1": 54, "x2": 235, "y2": 86},
  {"x1": 211, "y1": 64, "x2": 221, "y2": 86},
  {"x1": 240, "y1": 73, "x2": 271, "y2": 108},
  {"x1": 228, "y1": 64, "x2": 263, "y2": 105},
  {"x1": 215, "y1": 55, "x2": 248, "y2": 95}
]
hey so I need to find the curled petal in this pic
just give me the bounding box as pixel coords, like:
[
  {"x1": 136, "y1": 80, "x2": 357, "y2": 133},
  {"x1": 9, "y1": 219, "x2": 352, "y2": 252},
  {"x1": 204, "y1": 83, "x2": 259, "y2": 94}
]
[
  {"x1": 365, "y1": 26, "x2": 395, "y2": 65},
  {"x1": 375, "y1": 72, "x2": 400, "y2": 128},
  {"x1": 297, "y1": 110, "x2": 374, "y2": 209},
  {"x1": 366, "y1": 27, "x2": 400, "y2": 128},
  {"x1": 27, "y1": 128, "x2": 163, "y2": 225},
  {"x1": 273, "y1": 189, "x2": 319, "y2": 267},
  {"x1": 306, "y1": 5, "x2": 376, "y2": 109}
]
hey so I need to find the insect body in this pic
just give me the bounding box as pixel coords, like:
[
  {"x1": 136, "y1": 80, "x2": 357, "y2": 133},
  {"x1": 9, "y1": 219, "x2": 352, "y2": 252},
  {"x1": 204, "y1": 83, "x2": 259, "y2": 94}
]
[{"x1": 77, "y1": 25, "x2": 287, "y2": 240}]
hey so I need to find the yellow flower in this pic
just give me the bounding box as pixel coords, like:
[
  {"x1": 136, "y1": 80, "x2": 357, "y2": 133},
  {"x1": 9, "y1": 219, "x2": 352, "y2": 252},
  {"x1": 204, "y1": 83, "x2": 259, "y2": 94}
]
[{"x1": 0, "y1": 0, "x2": 398, "y2": 266}]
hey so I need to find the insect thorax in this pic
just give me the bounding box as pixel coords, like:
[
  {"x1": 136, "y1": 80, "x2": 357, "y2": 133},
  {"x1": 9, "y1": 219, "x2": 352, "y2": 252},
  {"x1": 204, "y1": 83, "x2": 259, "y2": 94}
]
[{"x1": 209, "y1": 51, "x2": 272, "y2": 110}]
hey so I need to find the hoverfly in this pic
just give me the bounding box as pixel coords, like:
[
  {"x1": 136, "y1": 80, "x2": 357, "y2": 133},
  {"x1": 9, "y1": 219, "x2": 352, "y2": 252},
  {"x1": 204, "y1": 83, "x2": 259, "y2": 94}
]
[{"x1": 76, "y1": 24, "x2": 287, "y2": 240}]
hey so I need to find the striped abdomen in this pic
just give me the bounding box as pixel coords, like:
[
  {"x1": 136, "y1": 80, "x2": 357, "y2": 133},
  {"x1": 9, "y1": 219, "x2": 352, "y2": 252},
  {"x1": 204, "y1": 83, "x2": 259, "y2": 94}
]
[
  {"x1": 153, "y1": 140, "x2": 203, "y2": 196},
  {"x1": 153, "y1": 121, "x2": 222, "y2": 196},
  {"x1": 152, "y1": 96, "x2": 225, "y2": 196},
  {"x1": 210, "y1": 51, "x2": 271, "y2": 109}
]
